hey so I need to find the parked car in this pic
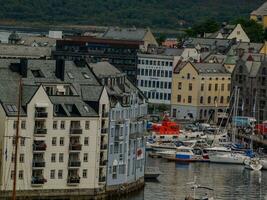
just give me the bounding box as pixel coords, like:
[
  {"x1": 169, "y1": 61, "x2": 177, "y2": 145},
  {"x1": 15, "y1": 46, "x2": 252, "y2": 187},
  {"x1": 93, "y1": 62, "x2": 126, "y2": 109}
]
[{"x1": 184, "y1": 124, "x2": 198, "y2": 132}]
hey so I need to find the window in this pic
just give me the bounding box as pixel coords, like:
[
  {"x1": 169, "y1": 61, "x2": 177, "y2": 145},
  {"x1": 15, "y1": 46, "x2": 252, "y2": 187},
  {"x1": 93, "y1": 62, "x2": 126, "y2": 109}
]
[
  {"x1": 201, "y1": 84, "x2": 204, "y2": 91},
  {"x1": 53, "y1": 121, "x2": 57, "y2": 129},
  {"x1": 220, "y1": 96, "x2": 224, "y2": 104},
  {"x1": 18, "y1": 170, "x2": 23, "y2": 180},
  {"x1": 188, "y1": 96, "x2": 192, "y2": 103},
  {"x1": 50, "y1": 170, "x2": 55, "y2": 179},
  {"x1": 200, "y1": 96, "x2": 204, "y2": 104},
  {"x1": 7, "y1": 104, "x2": 18, "y2": 112},
  {"x1": 83, "y1": 153, "x2": 88, "y2": 162},
  {"x1": 189, "y1": 83, "x2": 192, "y2": 91},
  {"x1": 84, "y1": 137, "x2": 89, "y2": 145},
  {"x1": 11, "y1": 154, "x2": 15, "y2": 162},
  {"x1": 58, "y1": 170, "x2": 63, "y2": 179},
  {"x1": 13, "y1": 121, "x2": 17, "y2": 129},
  {"x1": 31, "y1": 70, "x2": 44, "y2": 78},
  {"x1": 168, "y1": 82, "x2": 171, "y2": 89},
  {"x1": 18, "y1": 153, "x2": 24, "y2": 163},
  {"x1": 20, "y1": 138, "x2": 25, "y2": 146},
  {"x1": 187, "y1": 73, "x2": 191, "y2": 79},
  {"x1": 227, "y1": 83, "x2": 231, "y2": 91},
  {"x1": 178, "y1": 82, "x2": 182, "y2": 90},
  {"x1": 208, "y1": 96, "x2": 211, "y2": 104},
  {"x1": 60, "y1": 121, "x2": 65, "y2": 129},
  {"x1": 85, "y1": 121, "x2": 90, "y2": 130},
  {"x1": 215, "y1": 84, "x2": 218, "y2": 91},
  {"x1": 227, "y1": 96, "x2": 230, "y2": 103},
  {"x1": 208, "y1": 84, "x2": 212, "y2": 91},
  {"x1": 11, "y1": 170, "x2": 14, "y2": 179},
  {"x1": 52, "y1": 137, "x2": 57, "y2": 146},
  {"x1": 21, "y1": 121, "x2": 26, "y2": 129},
  {"x1": 83, "y1": 169, "x2": 87, "y2": 178},
  {"x1": 51, "y1": 153, "x2": 56, "y2": 162},
  {"x1": 221, "y1": 84, "x2": 225, "y2": 91},
  {"x1": 59, "y1": 153, "x2": 64, "y2": 162},
  {"x1": 177, "y1": 95, "x2": 181, "y2": 102},
  {"x1": 59, "y1": 137, "x2": 64, "y2": 146}
]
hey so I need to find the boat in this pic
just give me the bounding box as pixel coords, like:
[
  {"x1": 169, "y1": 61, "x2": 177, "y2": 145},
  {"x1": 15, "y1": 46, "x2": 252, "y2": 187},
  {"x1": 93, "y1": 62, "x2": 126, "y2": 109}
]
[
  {"x1": 185, "y1": 176, "x2": 215, "y2": 200},
  {"x1": 144, "y1": 167, "x2": 162, "y2": 179},
  {"x1": 162, "y1": 146, "x2": 209, "y2": 162},
  {"x1": 260, "y1": 158, "x2": 267, "y2": 170},
  {"x1": 149, "y1": 142, "x2": 179, "y2": 151},
  {"x1": 244, "y1": 158, "x2": 263, "y2": 171},
  {"x1": 209, "y1": 151, "x2": 249, "y2": 164},
  {"x1": 151, "y1": 115, "x2": 180, "y2": 142}
]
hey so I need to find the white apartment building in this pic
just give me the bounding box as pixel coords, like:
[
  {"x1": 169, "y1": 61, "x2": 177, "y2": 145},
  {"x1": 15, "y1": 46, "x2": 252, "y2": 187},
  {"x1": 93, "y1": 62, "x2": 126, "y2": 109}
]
[
  {"x1": 0, "y1": 59, "x2": 109, "y2": 198},
  {"x1": 90, "y1": 62, "x2": 147, "y2": 187},
  {"x1": 137, "y1": 48, "x2": 181, "y2": 105}
]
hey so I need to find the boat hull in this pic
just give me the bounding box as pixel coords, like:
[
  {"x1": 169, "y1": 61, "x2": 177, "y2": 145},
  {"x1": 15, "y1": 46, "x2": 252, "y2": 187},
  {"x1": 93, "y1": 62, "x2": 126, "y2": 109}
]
[{"x1": 209, "y1": 153, "x2": 248, "y2": 164}]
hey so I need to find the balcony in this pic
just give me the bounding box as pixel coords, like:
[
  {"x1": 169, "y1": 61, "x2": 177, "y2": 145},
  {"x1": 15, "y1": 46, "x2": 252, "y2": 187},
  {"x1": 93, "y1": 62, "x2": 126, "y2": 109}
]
[
  {"x1": 33, "y1": 142, "x2": 47, "y2": 151},
  {"x1": 100, "y1": 159, "x2": 107, "y2": 166},
  {"x1": 35, "y1": 112, "x2": 48, "y2": 118},
  {"x1": 32, "y1": 160, "x2": 45, "y2": 168},
  {"x1": 101, "y1": 128, "x2": 108, "y2": 134},
  {"x1": 34, "y1": 128, "x2": 47, "y2": 135},
  {"x1": 68, "y1": 160, "x2": 81, "y2": 168},
  {"x1": 67, "y1": 176, "x2": 80, "y2": 185},
  {"x1": 100, "y1": 144, "x2": 108, "y2": 150},
  {"x1": 102, "y1": 112, "x2": 109, "y2": 118},
  {"x1": 69, "y1": 127, "x2": 82, "y2": 135},
  {"x1": 69, "y1": 143, "x2": 82, "y2": 151},
  {"x1": 31, "y1": 177, "x2": 46, "y2": 186},
  {"x1": 99, "y1": 176, "x2": 106, "y2": 183}
]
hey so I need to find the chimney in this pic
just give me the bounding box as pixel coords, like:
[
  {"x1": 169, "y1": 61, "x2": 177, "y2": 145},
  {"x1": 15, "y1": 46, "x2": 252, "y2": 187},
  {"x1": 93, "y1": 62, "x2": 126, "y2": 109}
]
[
  {"x1": 55, "y1": 59, "x2": 65, "y2": 81},
  {"x1": 20, "y1": 58, "x2": 28, "y2": 77}
]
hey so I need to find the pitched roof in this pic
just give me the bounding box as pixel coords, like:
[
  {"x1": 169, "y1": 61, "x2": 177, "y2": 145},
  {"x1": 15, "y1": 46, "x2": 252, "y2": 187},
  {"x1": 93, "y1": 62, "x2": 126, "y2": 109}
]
[
  {"x1": 251, "y1": 2, "x2": 267, "y2": 16},
  {"x1": 101, "y1": 27, "x2": 148, "y2": 41},
  {"x1": 89, "y1": 62, "x2": 122, "y2": 77}
]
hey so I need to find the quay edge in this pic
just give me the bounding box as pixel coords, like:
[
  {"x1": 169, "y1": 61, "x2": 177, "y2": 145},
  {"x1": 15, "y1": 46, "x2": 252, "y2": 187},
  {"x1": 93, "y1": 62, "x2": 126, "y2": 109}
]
[{"x1": 0, "y1": 178, "x2": 145, "y2": 200}]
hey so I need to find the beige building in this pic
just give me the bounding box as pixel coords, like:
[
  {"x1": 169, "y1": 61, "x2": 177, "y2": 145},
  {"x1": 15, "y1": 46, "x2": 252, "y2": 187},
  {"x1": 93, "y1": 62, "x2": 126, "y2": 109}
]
[
  {"x1": 171, "y1": 62, "x2": 231, "y2": 121},
  {"x1": 0, "y1": 59, "x2": 110, "y2": 198}
]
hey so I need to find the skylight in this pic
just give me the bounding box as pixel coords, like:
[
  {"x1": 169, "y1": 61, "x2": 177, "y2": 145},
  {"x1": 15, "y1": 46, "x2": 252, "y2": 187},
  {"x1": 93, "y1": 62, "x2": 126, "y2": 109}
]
[
  {"x1": 6, "y1": 104, "x2": 18, "y2": 112},
  {"x1": 31, "y1": 70, "x2": 45, "y2": 78},
  {"x1": 67, "y1": 72, "x2": 74, "y2": 79},
  {"x1": 82, "y1": 72, "x2": 90, "y2": 79}
]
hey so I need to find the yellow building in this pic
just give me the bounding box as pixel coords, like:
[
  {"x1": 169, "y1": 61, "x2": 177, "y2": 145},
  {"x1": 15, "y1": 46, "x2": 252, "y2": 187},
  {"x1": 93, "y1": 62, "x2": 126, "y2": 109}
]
[
  {"x1": 250, "y1": 2, "x2": 267, "y2": 28},
  {"x1": 171, "y1": 62, "x2": 231, "y2": 121}
]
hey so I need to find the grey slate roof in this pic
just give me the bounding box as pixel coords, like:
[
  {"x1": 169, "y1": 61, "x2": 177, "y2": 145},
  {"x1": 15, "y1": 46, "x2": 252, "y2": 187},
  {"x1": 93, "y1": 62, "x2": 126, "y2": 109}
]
[
  {"x1": 0, "y1": 59, "x2": 102, "y2": 117},
  {"x1": 89, "y1": 62, "x2": 122, "y2": 77},
  {"x1": 0, "y1": 44, "x2": 51, "y2": 58},
  {"x1": 183, "y1": 37, "x2": 233, "y2": 49},
  {"x1": 251, "y1": 2, "x2": 267, "y2": 16},
  {"x1": 230, "y1": 42, "x2": 263, "y2": 54},
  {"x1": 101, "y1": 27, "x2": 147, "y2": 41}
]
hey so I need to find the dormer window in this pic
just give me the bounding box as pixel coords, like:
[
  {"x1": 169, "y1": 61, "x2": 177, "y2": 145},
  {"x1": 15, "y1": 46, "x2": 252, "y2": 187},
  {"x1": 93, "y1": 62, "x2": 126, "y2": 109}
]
[{"x1": 7, "y1": 104, "x2": 17, "y2": 112}]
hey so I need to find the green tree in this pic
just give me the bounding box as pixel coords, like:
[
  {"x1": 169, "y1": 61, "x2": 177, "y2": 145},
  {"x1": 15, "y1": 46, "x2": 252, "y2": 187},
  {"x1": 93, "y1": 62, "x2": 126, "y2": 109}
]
[
  {"x1": 156, "y1": 33, "x2": 167, "y2": 45},
  {"x1": 185, "y1": 19, "x2": 220, "y2": 37}
]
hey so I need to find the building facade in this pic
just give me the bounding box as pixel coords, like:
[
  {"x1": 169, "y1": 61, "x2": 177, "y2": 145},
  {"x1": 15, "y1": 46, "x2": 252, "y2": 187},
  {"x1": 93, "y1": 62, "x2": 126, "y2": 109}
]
[
  {"x1": 171, "y1": 62, "x2": 231, "y2": 121},
  {"x1": 89, "y1": 62, "x2": 147, "y2": 187},
  {"x1": 251, "y1": 2, "x2": 267, "y2": 28},
  {"x1": 0, "y1": 59, "x2": 109, "y2": 197},
  {"x1": 137, "y1": 49, "x2": 181, "y2": 105},
  {"x1": 231, "y1": 58, "x2": 267, "y2": 122}
]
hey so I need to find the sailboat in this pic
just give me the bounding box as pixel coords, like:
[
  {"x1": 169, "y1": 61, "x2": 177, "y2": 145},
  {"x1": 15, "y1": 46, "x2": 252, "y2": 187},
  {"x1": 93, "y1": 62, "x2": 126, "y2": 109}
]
[{"x1": 209, "y1": 87, "x2": 250, "y2": 164}]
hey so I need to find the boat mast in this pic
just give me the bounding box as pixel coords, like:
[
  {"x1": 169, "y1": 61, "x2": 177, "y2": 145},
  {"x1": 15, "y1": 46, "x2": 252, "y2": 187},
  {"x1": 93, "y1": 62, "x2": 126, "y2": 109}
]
[
  {"x1": 12, "y1": 77, "x2": 22, "y2": 200},
  {"x1": 232, "y1": 86, "x2": 239, "y2": 144}
]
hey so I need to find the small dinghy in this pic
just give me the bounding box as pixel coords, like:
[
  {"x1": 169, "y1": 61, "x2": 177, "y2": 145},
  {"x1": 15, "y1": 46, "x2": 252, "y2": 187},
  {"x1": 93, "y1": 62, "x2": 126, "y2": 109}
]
[{"x1": 244, "y1": 158, "x2": 263, "y2": 171}]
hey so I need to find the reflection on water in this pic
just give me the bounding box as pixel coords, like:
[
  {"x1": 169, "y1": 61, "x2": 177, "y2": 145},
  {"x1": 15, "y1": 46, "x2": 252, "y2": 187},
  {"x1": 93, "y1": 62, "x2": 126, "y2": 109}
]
[{"x1": 119, "y1": 155, "x2": 267, "y2": 200}]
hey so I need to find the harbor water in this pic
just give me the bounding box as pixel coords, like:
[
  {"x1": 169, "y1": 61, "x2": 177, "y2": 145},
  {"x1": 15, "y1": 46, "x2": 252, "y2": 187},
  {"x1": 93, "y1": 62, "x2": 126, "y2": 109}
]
[{"x1": 117, "y1": 155, "x2": 267, "y2": 200}]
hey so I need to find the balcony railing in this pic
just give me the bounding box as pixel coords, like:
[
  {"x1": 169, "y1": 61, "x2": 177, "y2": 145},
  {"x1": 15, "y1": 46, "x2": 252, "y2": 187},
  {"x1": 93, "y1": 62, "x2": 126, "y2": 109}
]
[
  {"x1": 67, "y1": 176, "x2": 80, "y2": 184},
  {"x1": 100, "y1": 159, "x2": 107, "y2": 166},
  {"x1": 69, "y1": 127, "x2": 82, "y2": 135},
  {"x1": 34, "y1": 128, "x2": 47, "y2": 135},
  {"x1": 102, "y1": 112, "x2": 109, "y2": 118},
  {"x1": 35, "y1": 112, "x2": 48, "y2": 118},
  {"x1": 68, "y1": 160, "x2": 81, "y2": 167},
  {"x1": 99, "y1": 176, "x2": 106, "y2": 183},
  {"x1": 31, "y1": 177, "x2": 46, "y2": 185},
  {"x1": 69, "y1": 144, "x2": 82, "y2": 151},
  {"x1": 101, "y1": 128, "x2": 108, "y2": 134},
  {"x1": 100, "y1": 144, "x2": 108, "y2": 150},
  {"x1": 33, "y1": 143, "x2": 47, "y2": 151},
  {"x1": 32, "y1": 160, "x2": 45, "y2": 168}
]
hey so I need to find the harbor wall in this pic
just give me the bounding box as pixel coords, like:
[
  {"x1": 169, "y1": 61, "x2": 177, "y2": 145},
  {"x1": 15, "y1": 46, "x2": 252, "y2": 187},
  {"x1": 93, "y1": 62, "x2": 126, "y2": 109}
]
[{"x1": 0, "y1": 178, "x2": 145, "y2": 200}]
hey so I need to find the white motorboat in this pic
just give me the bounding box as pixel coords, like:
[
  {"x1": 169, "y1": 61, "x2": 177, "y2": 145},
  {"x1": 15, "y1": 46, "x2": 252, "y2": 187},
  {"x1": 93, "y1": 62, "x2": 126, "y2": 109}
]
[
  {"x1": 209, "y1": 152, "x2": 249, "y2": 164},
  {"x1": 260, "y1": 158, "x2": 267, "y2": 170},
  {"x1": 150, "y1": 142, "x2": 178, "y2": 151},
  {"x1": 244, "y1": 158, "x2": 263, "y2": 171},
  {"x1": 179, "y1": 131, "x2": 207, "y2": 141}
]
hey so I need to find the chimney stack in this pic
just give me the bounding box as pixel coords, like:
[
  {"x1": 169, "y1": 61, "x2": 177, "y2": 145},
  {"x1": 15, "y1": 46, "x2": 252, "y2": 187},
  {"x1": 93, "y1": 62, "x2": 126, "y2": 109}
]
[
  {"x1": 20, "y1": 58, "x2": 28, "y2": 78},
  {"x1": 55, "y1": 59, "x2": 65, "y2": 81}
]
